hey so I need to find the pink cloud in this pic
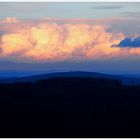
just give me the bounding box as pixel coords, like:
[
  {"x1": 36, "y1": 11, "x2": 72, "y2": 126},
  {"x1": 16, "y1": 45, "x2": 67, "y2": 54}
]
[
  {"x1": 0, "y1": 17, "x2": 139, "y2": 62},
  {"x1": 0, "y1": 17, "x2": 20, "y2": 23}
]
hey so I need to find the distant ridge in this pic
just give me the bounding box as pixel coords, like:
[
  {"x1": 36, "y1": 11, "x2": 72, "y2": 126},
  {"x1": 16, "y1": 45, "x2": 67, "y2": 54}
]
[{"x1": 0, "y1": 71, "x2": 140, "y2": 85}]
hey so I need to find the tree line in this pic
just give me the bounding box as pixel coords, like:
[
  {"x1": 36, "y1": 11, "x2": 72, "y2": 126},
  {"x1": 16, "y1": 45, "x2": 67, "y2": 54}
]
[{"x1": 0, "y1": 77, "x2": 140, "y2": 138}]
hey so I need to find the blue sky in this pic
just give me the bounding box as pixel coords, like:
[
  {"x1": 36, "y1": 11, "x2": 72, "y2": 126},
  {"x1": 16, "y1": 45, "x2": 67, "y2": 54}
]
[{"x1": 0, "y1": 2, "x2": 140, "y2": 19}]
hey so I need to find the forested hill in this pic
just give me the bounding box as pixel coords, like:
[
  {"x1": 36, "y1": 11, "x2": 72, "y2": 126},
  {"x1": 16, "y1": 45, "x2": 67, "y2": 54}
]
[
  {"x1": 0, "y1": 71, "x2": 140, "y2": 85},
  {"x1": 0, "y1": 77, "x2": 140, "y2": 137}
]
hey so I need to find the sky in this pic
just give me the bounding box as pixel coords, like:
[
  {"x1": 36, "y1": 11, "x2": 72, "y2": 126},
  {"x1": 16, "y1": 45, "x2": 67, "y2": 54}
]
[{"x1": 1, "y1": 2, "x2": 140, "y2": 76}]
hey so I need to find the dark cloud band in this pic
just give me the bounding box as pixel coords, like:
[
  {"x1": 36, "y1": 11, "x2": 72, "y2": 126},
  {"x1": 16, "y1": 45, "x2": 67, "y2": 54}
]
[{"x1": 117, "y1": 37, "x2": 140, "y2": 47}]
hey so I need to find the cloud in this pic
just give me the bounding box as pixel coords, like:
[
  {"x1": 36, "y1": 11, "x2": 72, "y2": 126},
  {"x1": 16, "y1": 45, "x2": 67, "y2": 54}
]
[
  {"x1": 0, "y1": 17, "x2": 20, "y2": 23},
  {"x1": 91, "y1": 5, "x2": 123, "y2": 10},
  {"x1": 116, "y1": 36, "x2": 140, "y2": 47},
  {"x1": 0, "y1": 20, "x2": 125, "y2": 62},
  {"x1": 2, "y1": 17, "x2": 140, "y2": 62},
  {"x1": 120, "y1": 11, "x2": 140, "y2": 18},
  {"x1": 112, "y1": 36, "x2": 140, "y2": 57}
]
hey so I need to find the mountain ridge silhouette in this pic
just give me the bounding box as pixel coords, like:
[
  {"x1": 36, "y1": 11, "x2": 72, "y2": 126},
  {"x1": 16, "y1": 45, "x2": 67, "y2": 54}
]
[{"x1": 0, "y1": 71, "x2": 140, "y2": 85}]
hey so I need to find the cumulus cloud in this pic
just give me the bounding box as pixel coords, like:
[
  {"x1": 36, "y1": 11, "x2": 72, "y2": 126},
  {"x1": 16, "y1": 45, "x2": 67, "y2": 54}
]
[
  {"x1": 0, "y1": 21, "x2": 126, "y2": 62},
  {"x1": 117, "y1": 36, "x2": 140, "y2": 47},
  {"x1": 2, "y1": 18, "x2": 140, "y2": 62},
  {"x1": 0, "y1": 17, "x2": 20, "y2": 23},
  {"x1": 111, "y1": 35, "x2": 140, "y2": 57}
]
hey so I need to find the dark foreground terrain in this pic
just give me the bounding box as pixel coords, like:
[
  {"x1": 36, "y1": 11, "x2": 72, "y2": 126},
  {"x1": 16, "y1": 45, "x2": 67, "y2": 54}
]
[{"x1": 0, "y1": 77, "x2": 140, "y2": 138}]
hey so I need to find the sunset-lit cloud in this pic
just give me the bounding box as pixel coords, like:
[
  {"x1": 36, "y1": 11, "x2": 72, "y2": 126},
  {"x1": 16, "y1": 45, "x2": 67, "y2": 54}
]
[
  {"x1": 0, "y1": 17, "x2": 140, "y2": 62},
  {"x1": 0, "y1": 17, "x2": 20, "y2": 23}
]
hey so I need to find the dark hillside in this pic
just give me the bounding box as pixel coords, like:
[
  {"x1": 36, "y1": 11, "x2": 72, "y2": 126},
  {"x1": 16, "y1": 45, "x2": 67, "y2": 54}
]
[{"x1": 0, "y1": 77, "x2": 140, "y2": 137}]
